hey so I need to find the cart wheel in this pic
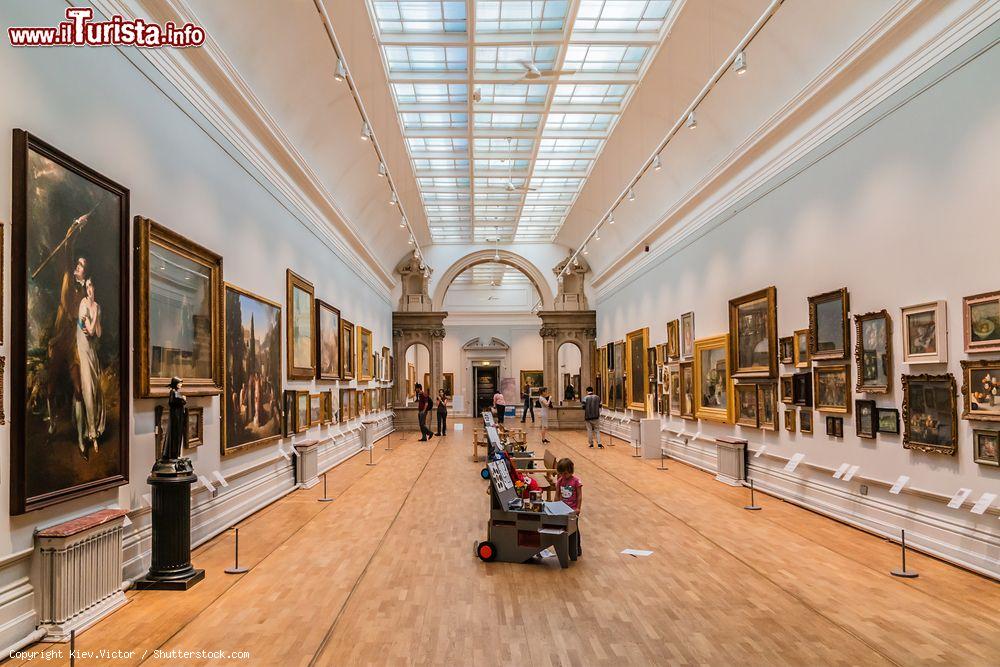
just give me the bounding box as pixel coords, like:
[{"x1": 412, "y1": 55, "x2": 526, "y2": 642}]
[
  {"x1": 477, "y1": 541, "x2": 497, "y2": 562},
  {"x1": 480, "y1": 467, "x2": 490, "y2": 479}
]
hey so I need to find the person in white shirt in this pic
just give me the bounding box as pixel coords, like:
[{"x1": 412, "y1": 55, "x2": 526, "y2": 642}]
[{"x1": 537, "y1": 387, "x2": 552, "y2": 444}]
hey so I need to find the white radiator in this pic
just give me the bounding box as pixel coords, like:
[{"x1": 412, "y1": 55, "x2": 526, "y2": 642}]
[{"x1": 35, "y1": 509, "x2": 129, "y2": 641}]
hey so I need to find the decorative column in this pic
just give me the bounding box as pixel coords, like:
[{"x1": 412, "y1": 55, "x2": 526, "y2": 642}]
[
  {"x1": 537, "y1": 311, "x2": 596, "y2": 429},
  {"x1": 391, "y1": 311, "x2": 447, "y2": 429}
]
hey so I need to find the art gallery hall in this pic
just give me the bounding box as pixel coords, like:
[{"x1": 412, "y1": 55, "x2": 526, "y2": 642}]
[{"x1": 0, "y1": 1, "x2": 998, "y2": 665}]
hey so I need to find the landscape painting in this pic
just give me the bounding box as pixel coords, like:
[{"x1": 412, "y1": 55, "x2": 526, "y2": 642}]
[{"x1": 316, "y1": 299, "x2": 340, "y2": 380}]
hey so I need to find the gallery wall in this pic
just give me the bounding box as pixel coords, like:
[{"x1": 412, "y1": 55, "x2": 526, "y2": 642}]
[
  {"x1": 0, "y1": 0, "x2": 393, "y2": 640},
  {"x1": 596, "y1": 30, "x2": 999, "y2": 576}
]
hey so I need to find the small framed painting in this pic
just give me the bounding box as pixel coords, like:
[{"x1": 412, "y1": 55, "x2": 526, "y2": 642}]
[
  {"x1": 814, "y1": 364, "x2": 851, "y2": 413},
  {"x1": 826, "y1": 416, "x2": 844, "y2": 437},
  {"x1": 321, "y1": 390, "x2": 334, "y2": 424},
  {"x1": 854, "y1": 310, "x2": 892, "y2": 394},
  {"x1": 779, "y1": 336, "x2": 794, "y2": 365},
  {"x1": 780, "y1": 375, "x2": 794, "y2": 404},
  {"x1": 784, "y1": 408, "x2": 796, "y2": 432},
  {"x1": 282, "y1": 390, "x2": 297, "y2": 436},
  {"x1": 902, "y1": 373, "x2": 957, "y2": 455},
  {"x1": 680, "y1": 312, "x2": 695, "y2": 360},
  {"x1": 963, "y1": 290, "x2": 1000, "y2": 354},
  {"x1": 678, "y1": 361, "x2": 695, "y2": 419},
  {"x1": 339, "y1": 388, "x2": 349, "y2": 423},
  {"x1": 793, "y1": 329, "x2": 811, "y2": 368},
  {"x1": 625, "y1": 327, "x2": 650, "y2": 410},
  {"x1": 855, "y1": 399, "x2": 876, "y2": 439},
  {"x1": 296, "y1": 391, "x2": 310, "y2": 433},
  {"x1": 340, "y1": 318, "x2": 355, "y2": 380},
  {"x1": 666, "y1": 319, "x2": 680, "y2": 360},
  {"x1": 901, "y1": 301, "x2": 948, "y2": 364},
  {"x1": 876, "y1": 407, "x2": 900, "y2": 434},
  {"x1": 735, "y1": 383, "x2": 759, "y2": 428},
  {"x1": 693, "y1": 334, "x2": 732, "y2": 423},
  {"x1": 315, "y1": 299, "x2": 341, "y2": 381},
  {"x1": 729, "y1": 286, "x2": 778, "y2": 379},
  {"x1": 309, "y1": 393, "x2": 322, "y2": 427},
  {"x1": 357, "y1": 325, "x2": 374, "y2": 382},
  {"x1": 808, "y1": 288, "x2": 850, "y2": 360},
  {"x1": 972, "y1": 428, "x2": 999, "y2": 466},
  {"x1": 185, "y1": 406, "x2": 204, "y2": 448},
  {"x1": 286, "y1": 270, "x2": 315, "y2": 380},
  {"x1": 669, "y1": 367, "x2": 681, "y2": 416},
  {"x1": 757, "y1": 383, "x2": 777, "y2": 431},
  {"x1": 799, "y1": 409, "x2": 813, "y2": 434},
  {"x1": 793, "y1": 371, "x2": 813, "y2": 408},
  {"x1": 960, "y1": 359, "x2": 1000, "y2": 422}
]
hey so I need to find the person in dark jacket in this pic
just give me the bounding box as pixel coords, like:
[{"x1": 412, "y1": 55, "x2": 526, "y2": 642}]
[
  {"x1": 416, "y1": 384, "x2": 433, "y2": 441},
  {"x1": 564, "y1": 383, "x2": 576, "y2": 402},
  {"x1": 581, "y1": 386, "x2": 602, "y2": 448},
  {"x1": 520, "y1": 384, "x2": 535, "y2": 423},
  {"x1": 435, "y1": 389, "x2": 448, "y2": 436}
]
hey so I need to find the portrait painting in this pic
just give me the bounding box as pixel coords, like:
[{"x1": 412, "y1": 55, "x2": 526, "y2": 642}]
[
  {"x1": 854, "y1": 310, "x2": 892, "y2": 394},
  {"x1": 972, "y1": 429, "x2": 999, "y2": 466},
  {"x1": 669, "y1": 368, "x2": 680, "y2": 416},
  {"x1": 856, "y1": 399, "x2": 876, "y2": 438},
  {"x1": 758, "y1": 383, "x2": 777, "y2": 430},
  {"x1": 877, "y1": 407, "x2": 900, "y2": 434},
  {"x1": 902, "y1": 301, "x2": 947, "y2": 364},
  {"x1": 814, "y1": 365, "x2": 850, "y2": 413},
  {"x1": 520, "y1": 370, "x2": 544, "y2": 396},
  {"x1": 10, "y1": 130, "x2": 130, "y2": 514},
  {"x1": 963, "y1": 291, "x2": 1000, "y2": 354},
  {"x1": 735, "y1": 383, "x2": 758, "y2": 428},
  {"x1": 341, "y1": 318, "x2": 355, "y2": 380},
  {"x1": 316, "y1": 299, "x2": 340, "y2": 380},
  {"x1": 357, "y1": 326, "x2": 374, "y2": 381},
  {"x1": 794, "y1": 329, "x2": 810, "y2": 368},
  {"x1": 382, "y1": 346, "x2": 391, "y2": 381},
  {"x1": 666, "y1": 319, "x2": 680, "y2": 360},
  {"x1": 321, "y1": 390, "x2": 334, "y2": 424},
  {"x1": 729, "y1": 286, "x2": 777, "y2": 378},
  {"x1": 135, "y1": 216, "x2": 223, "y2": 398},
  {"x1": 626, "y1": 328, "x2": 650, "y2": 410},
  {"x1": 442, "y1": 372, "x2": 454, "y2": 397},
  {"x1": 223, "y1": 285, "x2": 282, "y2": 454},
  {"x1": 680, "y1": 312, "x2": 695, "y2": 359},
  {"x1": 902, "y1": 373, "x2": 957, "y2": 454},
  {"x1": 808, "y1": 288, "x2": 849, "y2": 360},
  {"x1": 960, "y1": 359, "x2": 1000, "y2": 422},
  {"x1": 779, "y1": 336, "x2": 794, "y2": 365},
  {"x1": 799, "y1": 409, "x2": 813, "y2": 434},
  {"x1": 679, "y1": 362, "x2": 694, "y2": 419},
  {"x1": 286, "y1": 270, "x2": 315, "y2": 380},
  {"x1": 693, "y1": 334, "x2": 731, "y2": 423}
]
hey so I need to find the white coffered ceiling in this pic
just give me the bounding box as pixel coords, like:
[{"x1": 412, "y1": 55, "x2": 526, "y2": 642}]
[{"x1": 366, "y1": 1, "x2": 677, "y2": 244}]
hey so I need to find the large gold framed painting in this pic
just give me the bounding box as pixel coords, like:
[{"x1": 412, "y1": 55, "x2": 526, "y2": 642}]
[
  {"x1": 315, "y1": 299, "x2": 340, "y2": 381},
  {"x1": 625, "y1": 327, "x2": 649, "y2": 410},
  {"x1": 223, "y1": 284, "x2": 283, "y2": 455},
  {"x1": 693, "y1": 334, "x2": 733, "y2": 423},
  {"x1": 729, "y1": 286, "x2": 777, "y2": 378},
  {"x1": 10, "y1": 130, "x2": 130, "y2": 514},
  {"x1": 285, "y1": 269, "x2": 315, "y2": 380}
]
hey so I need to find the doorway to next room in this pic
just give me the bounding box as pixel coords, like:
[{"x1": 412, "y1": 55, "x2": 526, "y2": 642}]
[{"x1": 473, "y1": 365, "x2": 498, "y2": 416}]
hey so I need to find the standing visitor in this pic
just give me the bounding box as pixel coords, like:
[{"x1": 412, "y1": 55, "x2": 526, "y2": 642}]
[
  {"x1": 435, "y1": 389, "x2": 448, "y2": 436},
  {"x1": 416, "y1": 383, "x2": 433, "y2": 441},
  {"x1": 564, "y1": 382, "x2": 576, "y2": 402},
  {"x1": 556, "y1": 458, "x2": 583, "y2": 557},
  {"x1": 581, "y1": 386, "x2": 603, "y2": 449},
  {"x1": 538, "y1": 387, "x2": 552, "y2": 444},
  {"x1": 520, "y1": 384, "x2": 535, "y2": 423},
  {"x1": 493, "y1": 389, "x2": 506, "y2": 424}
]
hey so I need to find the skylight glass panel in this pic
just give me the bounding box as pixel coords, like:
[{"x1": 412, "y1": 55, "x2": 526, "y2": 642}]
[
  {"x1": 401, "y1": 112, "x2": 468, "y2": 130},
  {"x1": 479, "y1": 177, "x2": 529, "y2": 189},
  {"x1": 474, "y1": 137, "x2": 535, "y2": 154},
  {"x1": 412, "y1": 158, "x2": 470, "y2": 171},
  {"x1": 533, "y1": 158, "x2": 591, "y2": 172},
  {"x1": 476, "y1": 84, "x2": 548, "y2": 105},
  {"x1": 474, "y1": 158, "x2": 531, "y2": 172},
  {"x1": 475, "y1": 46, "x2": 558, "y2": 72},
  {"x1": 373, "y1": 1, "x2": 467, "y2": 33},
  {"x1": 525, "y1": 192, "x2": 575, "y2": 203},
  {"x1": 574, "y1": 1, "x2": 670, "y2": 32},
  {"x1": 543, "y1": 113, "x2": 614, "y2": 132},
  {"x1": 529, "y1": 177, "x2": 584, "y2": 190},
  {"x1": 406, "y1": 137, "x2": 469, "y2": 154},
  {"x1": 383, "y1": 45, "x2": 467, "y2": 72},
  {"x1": 537, "y1": 137, "x2": 602, "y2": 156},
  {"x1": 476, "y1": 0, "x2": 569, "y2": 32},
  {"x1": 552, "y1": 83, "x2": 629, "y2": 106},
  {"x1": 418, "y1": 177, "x2": 470, "y2": 188},
  {"x1": 474, "y1": 112, "x2": 541, "y2": 130},
  {"x1": 563, "y1": 44, "x2": 647, "y2": 72},
  {"x1": 393, "y1": 83, "x2": 468, "y2": 104}
]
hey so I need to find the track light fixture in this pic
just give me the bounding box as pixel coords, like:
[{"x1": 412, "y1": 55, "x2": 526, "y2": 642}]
[
  {"x1": 653, "y1": 154, "x2": 662, "y2": 171},
  {"x1": 572, "y1": 256, "x2": 579, "y2": 267},
  {"x1": 686, "y1": 112, "x2": 697, "y2": 129},
  {"x1": 389, "y1": 190, "x2": 397, "y2": 206},
  {"x1": 628, "y1": 188, "x2": 636, "y2": 202},
  {"x1": 594, "y1": 228, "x2": 601, "y2": 241},
  {"x1": 408, "y1": 235, "x2": 414, "y2": 245},
  {"x1": 334, "y1": 59, "x2": 347, "y2": 82},
  {"x1": 608, "y1": 211, "x2": 615, "y2": 225},
  {"x1": 583, "y1": 245, "x2": 589, "y2": 255},
  {"x1": 361, "y1": 121, "x2": 371, "y2": 141},
  {"x1": 399, "y1": 217, "x2": 406, "y2": 228},
  {"x1": 734, "y1": 50, "x2": 747, "y2": 75},
  {"x1": 378, "y1": 163, "x2": 386, "y2": 178}
]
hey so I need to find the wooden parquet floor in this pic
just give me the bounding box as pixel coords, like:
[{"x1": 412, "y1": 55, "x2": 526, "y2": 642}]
[{"x1": 12, "y1": 421, "x2": 999, "y2": 666}]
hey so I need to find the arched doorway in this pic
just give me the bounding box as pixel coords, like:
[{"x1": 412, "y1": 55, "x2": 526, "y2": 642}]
[
  {"x1": 557, "y1": 341, "x2": 582, "y2": 404},
  {"x1": 403, "y1": 342, "x2": 429, "y2": 406}
]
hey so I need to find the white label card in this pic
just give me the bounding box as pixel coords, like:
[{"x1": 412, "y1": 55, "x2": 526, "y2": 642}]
[
  {"x1": 889, "y1": 475, "x2": 909, "y2": 495},
  {"x1": 833, "y1": 463, "x2": 850, "y2": 479},
  {"x1": 754, "y1": 445, "x2": 766, "y2": 458},
  {"x1": 278, "y1": 446, "x2": 291, "y2": 461},
  {"x1": 197, "y1": 475, "x2": 215, "y2": 493},
  {"x1": 141, "y1": 493, "x2": 152, "y2": 507},
  {"x1": 971, "y1": 492, "x2": 996, "y2": 515},
  {"x1": 947, "y1": 488, "x2": 972, "y2": 509},
  {"x1": 212, "y1": 471, "x2": 230, "y2": 488},
  {"x1": 843, "y1": 465, "x2": 860, "y2": 482},
  {"x1": 783, "y1": 453, "x2": 805, "y2": 473}
]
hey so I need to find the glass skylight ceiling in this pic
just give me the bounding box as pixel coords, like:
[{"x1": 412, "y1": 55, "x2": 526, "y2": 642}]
[{"x1": 368, "y1": 0, "x2": 675, "y2": 242}]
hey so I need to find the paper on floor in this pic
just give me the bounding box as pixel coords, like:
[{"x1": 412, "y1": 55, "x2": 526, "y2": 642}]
[{"x1": 621, "y1": 549, "x2": 653, "y2": 557}]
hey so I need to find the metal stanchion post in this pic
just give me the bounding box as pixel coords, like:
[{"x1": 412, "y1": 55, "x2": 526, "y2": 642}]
[
  {"x1": 318, "y1": 472, "x2": 333, "y2": 503},
  {"x1": 743, "y1": 478, "x2": 762, "y2": 511},
  {"x1": 890, "y1": 529, "x2": 919, "y2": 578},
  {"x1": 367, "y1": 439, "x2": 376, "y2": 466},
  {"x1": 70, "y1": 629, "x2": 75, "y2": 667},
  {"x1": 224, "y1": 527, "x2": 249, "y2": 574},
  {"x1": 658, "y1": 448, "x2": 669, "y2": 470},
  {"x1": 385, "y1": 430, "x2": 392, "y2": 451}
]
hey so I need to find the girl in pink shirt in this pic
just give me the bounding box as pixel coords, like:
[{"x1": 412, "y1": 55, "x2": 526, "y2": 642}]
[{"x1": 557, "y1": 458, "x2": 583, "y2": 557}]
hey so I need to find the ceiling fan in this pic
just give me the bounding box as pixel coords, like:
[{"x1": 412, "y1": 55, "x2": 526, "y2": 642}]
[
  {"x1": 504, "y1": 137, "x2": 536, "y2": 192},
  {"x1": 517, "y1": 1, "x2": 576, "y2": 81}
]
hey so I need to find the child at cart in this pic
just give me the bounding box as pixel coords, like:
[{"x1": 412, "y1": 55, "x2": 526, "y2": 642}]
[{"x1": 556, "y1": 458, "x2": 583, "y2": 555}]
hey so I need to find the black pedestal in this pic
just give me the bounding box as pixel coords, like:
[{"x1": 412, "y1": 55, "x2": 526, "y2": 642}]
[{"x1": 134, "y1": 464, "x2": 204, "y2": 591}]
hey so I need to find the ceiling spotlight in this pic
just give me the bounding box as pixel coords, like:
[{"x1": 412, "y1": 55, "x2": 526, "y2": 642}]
[
  {"x1": 608, "y1": 211, "x2": 615, "y2": 225},
  {"x1": 572, "y1": 256, "x2": 579, "y2": 267},
  {"x1": 653, "y1": 154, "x2": 662, "y2": 171},
  {"x1": 734, "y1": 50, "x2": 747, "y2": 75},
  {"x1": 389, "y1": 190, "x2": 397, "y2": 206},
  {"x1": 334, "y1": 58, "x2": 347, "y2": 82},
  {"x1": 408, "y1": 235, "x2": 414, "y2": 245},
  {"x1": 583, "y1": 245, "x2": 589, "y2": 255},
  {"x1": 494, "y1": 249, "x2": 500, "y2": 261},
  {"x1": 686, "y1": 112, "x2": 697, "y2": 129},
  {"x1": 361, "y1": 121, "x2": 371, "y2": 141},
  {"x1": 399, "y1": 217, "x2": 406, "y2": 228},
  {"x1": 378, "y1": 163, "x2": 386, "y2": 178},
  {"x1": 595, "y1": 228, "x2": 601, "y2": 241},
  {"x1": 628, "y1": 188, "x2": 636, "y2": 202}
]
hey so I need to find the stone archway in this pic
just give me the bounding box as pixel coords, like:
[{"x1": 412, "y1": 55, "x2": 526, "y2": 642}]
[{"x1": 431, "y1": 249, "x2": 554, "y2": 311}]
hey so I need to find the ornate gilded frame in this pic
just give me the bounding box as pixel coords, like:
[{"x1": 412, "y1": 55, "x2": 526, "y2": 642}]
[
  {"x1": 185, "y1": 406, "x2": 203, "y2": 448},
  {"x1": 678, "y1": 361, "x2": 694, "y2": 419},
  {"x1": 357, "y1": 325, "x2": 374, "y2": 381},
  {"x1": 813, "y1": 364, "x2": 851, "y2": 413},
  {"x1": 793, "y1": 329, "x2": 810, "y2": 368},
  {"x1": 808, "y1": 287, "x2": 849, "y2": 360},
  {"x1": 902, "y1": 373, "x2": 957, "y2": 455},
  {"x1": 757, "y1": 382, "x2": 777, "y2": 431},
  {"x1": 799, "y1": 408, "x2": 813, "y2": 434},
  {"x1": 625, "y1": 327, "x2": 649, "y2": 410},
  {"x1": 963, "y1": 290, "x2": 1000, "y2": 354},
  {"x1": 693, "y1": 334, "x2": 732, "y2": 423},
  {"x1": 729, "y1": 286, "x2": 778, "y2": 378},
  {"x1": 972, "y1": 428, "x2": 999, "y2": 466},
  {"x1": 780, "y1": 375, "x2": 794, "y2": 404},
  {"x1": 135, "y1": 216, "x2": 223, "y2": 397},
  {"x1": 340, "y1": 318, "x2": 355, "y2": 380},
  {"x1": 315, "y1": 299, "x2": 341, "y2": 381},
  {"x1": 960, "y1": 359, "x2": 1000, "y2": 422},
  {"x1": 680, "y1": 312, "x2": 695, "y2": 360},
  {"x1": 778, "y1": 336, "x2": 794, "y2": 365},
  {"x1": 666, "y1": 319, "x2": 679, "y2": 360},
  {"x1": 901, "y1": 300, "x2": 948, "y2": 364},
  {"x1": 285, "y1": 269, "x2": 315, "y2": 380},
  {"x1": 784, "y1": 408, "x2": 796, "y2": 432},
  {"x1": 734, "y1": 382, "x2": 759, "y2": 428},
  {"x1": 854, "y1": 310, "x2": 892, "y2": 394}
]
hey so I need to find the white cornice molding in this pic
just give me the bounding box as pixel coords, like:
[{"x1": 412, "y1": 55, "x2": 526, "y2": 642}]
[
  {"x1": 88, "y1": 0, "x2": 396, "y2": 301},
  {"x1": 594, "y1": 0, "x2": 997, "y2": 300}
]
